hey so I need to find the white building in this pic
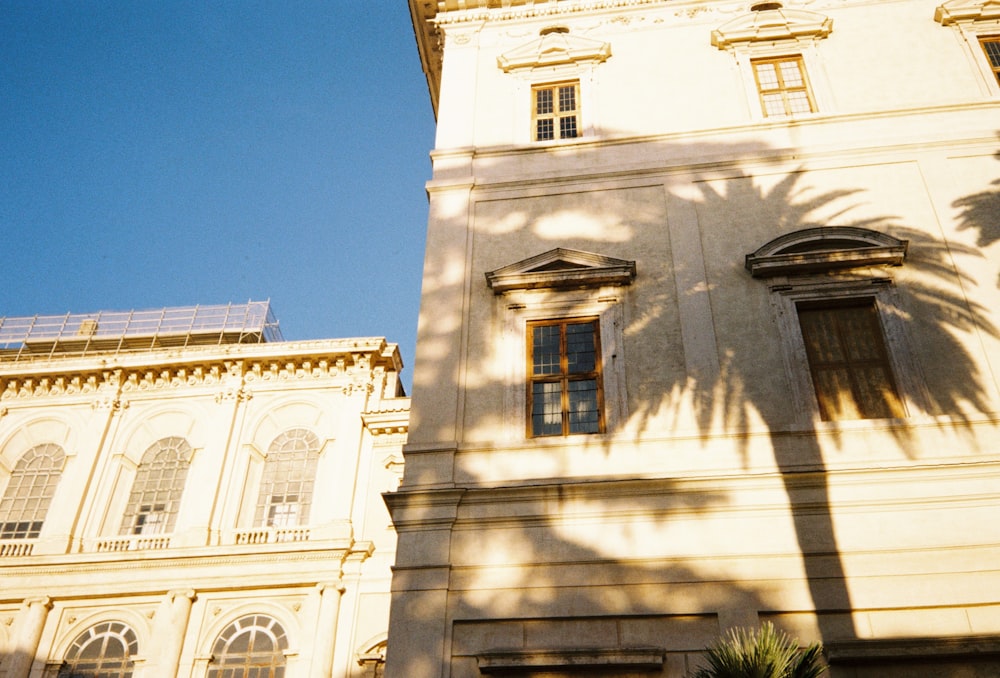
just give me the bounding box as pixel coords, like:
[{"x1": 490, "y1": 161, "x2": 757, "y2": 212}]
[
  {"x1": 0, "y1": 302, "x2": 408, "y2": 677},
  {"x1": 387, "y1": 0, "x2": 1000, "y2": 676}
]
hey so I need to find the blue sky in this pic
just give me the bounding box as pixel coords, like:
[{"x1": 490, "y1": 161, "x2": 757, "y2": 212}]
[{"x1": 1, "y1": 1, "x2": 435, "y2": 388}]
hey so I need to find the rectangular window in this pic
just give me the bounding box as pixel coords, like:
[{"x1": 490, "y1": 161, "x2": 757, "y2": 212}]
[
  {"x1": 797, "y1": 300, "x2": 904, "y2": 420},
  {"x1": 132, "y1": 504, "x2": 168, "y2": 535},
  {"x1": 527, "y1": 318, "x2": 604, "y2": 436},
  {"x1": 752, "y1": 56, "x2": 816, "y2": 117},
  {"x1": 0, "y1": 521, "x2": 43, "y2": 539},
  {"x1": 266, "y1": 495, "x2": 300, "y2": 527},
  {"x1": 532, "y1": 81, "x2": 580, "y2": 141},
  {"x1": 981, "y1": 36, "x2": 1000, "y2": 85}
]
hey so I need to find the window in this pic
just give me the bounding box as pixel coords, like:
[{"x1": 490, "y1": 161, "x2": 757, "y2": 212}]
[
  {"x1": 0, "y1": 444, "x2": 65, "y2": 539},
  {"x1": 527, "y1": 318, "x2": 604, "y2": 437},
  {"x1": 981, "y1": 36, "x2": 1000, "y2": 85},
  {"x1": 532, "y1": 81, "x2": 580, "y2": 141},
  {"x1": 746, "y1": 227, "x2": 924, "y2": 424},
  {"x1": 751, "y1": 56, "x2": 816, "y2": 116},
  {"x1": 120, "y1": 437, "x2": 191, "y2": 536},
  {"x1": 207, "y1": 614, "x2": 288, "y2": 678},
  {"x1": 254, "y1": 429, "x2": 319, "y2": 528},
  {"x1": 57, "y1": 621, "x2": 138, "y2": 678},
  {"x1": 797, "y1": 300, "x2": 905, "y2": 421}
]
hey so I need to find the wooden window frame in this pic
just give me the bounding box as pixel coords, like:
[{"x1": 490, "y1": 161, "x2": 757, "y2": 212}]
[
  {"x1": 526, "y1": 317, "x2": 605, "y2": 437},
  {"x1": 751, "y1": 55, "x2": 817, "y2": 117},
  {"x1": 796, "y1": 298, "x2": 905, "y2": 421},
  {"x1": 980, "y1": 36, "x2": 1000, "y2": 85},
  {"x1": 532, "y1": 81, "x2": 581, "y2": 141}
]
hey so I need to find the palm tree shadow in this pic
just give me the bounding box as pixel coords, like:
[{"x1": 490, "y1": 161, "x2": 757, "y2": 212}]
[
  {"x1": 952, "y1": 147, "x2": 1000, "y2": 248},
  {"x1": 625, "y1": 168, "x2": 997, "y2": 644}
]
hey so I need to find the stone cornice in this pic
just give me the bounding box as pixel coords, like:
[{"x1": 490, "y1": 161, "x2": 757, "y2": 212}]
[
  {"x1": 934, "y1": 0, "x2": 1000, "y2": 24},
  {"x1": 0, "y1": 339, "x2": 403, "y2": 401},
  {"x1": 363, "y1": 398, "x2": 411, "y2": 436}
]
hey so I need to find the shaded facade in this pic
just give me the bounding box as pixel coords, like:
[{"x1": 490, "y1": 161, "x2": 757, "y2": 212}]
[
  {"x1": 0, "y1": 302, "x2": 408, "y2": 677},
  {"x1": 388, "y1": 0, "x2": 1000, "y2": 676}
]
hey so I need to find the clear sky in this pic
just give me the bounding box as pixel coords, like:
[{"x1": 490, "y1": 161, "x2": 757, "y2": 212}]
[{"x1": 0, "y1": 1, "x2": 435, "y2": 389}]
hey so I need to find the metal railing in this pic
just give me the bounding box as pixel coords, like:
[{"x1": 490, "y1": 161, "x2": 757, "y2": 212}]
[{"x1": 0, "y1": 301, "x2": 282, "y2": 363}]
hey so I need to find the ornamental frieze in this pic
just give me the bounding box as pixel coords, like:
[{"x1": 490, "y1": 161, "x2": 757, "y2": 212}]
[{"x1": 0, "y1": 351, "x2": 388, "y2": 401}]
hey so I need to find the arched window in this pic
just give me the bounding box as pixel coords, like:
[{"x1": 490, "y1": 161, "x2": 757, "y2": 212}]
[
  {"x1": 0, "y1": 444, "x2": 66, "y2": 539},
  {"x1": 207, "y1": 614, "x2": 288, "y2": 678},
  {"x1": 119, "y1": 437, "x2": 191, "y2": 535},
  {"x1": 254, "y1": 429, "x2": 319, "y2": 528},
  {"x1": 57, "y1": 621, "x2": 137, "y2": 678}
]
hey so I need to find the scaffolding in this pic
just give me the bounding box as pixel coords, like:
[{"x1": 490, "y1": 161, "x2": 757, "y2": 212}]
[{"x1": 0, "y1": 301, "x2": 283, "y2": 363}]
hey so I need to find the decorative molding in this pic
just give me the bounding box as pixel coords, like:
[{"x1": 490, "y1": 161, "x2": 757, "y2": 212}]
[
  {"x1": 0, "y1": 345, "x2": 400, "y2": 401},
  {"x1": 711, "y1": 7, "x2": 833, "y2": 49},
  {"x1": 934, "y1": 0, "x2": 1000, "y2": 24},
  {"x1": 478, "y1": 648, "x2": 665, "y2": 673},
  {"x1": 498, "y1": 29, "x2": 611, "y2": 72},
  {"x1": 745, "y1": 227, "x2": 908, "y2": 277},
  {"x1": 485, "y1": 248, "x2": 637, "y2": 294}
]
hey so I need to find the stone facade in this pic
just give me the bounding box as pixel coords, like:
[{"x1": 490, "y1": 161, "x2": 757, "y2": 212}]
[
  {"x1": 0, "y1": 305, "x2": 408, "y2": 677},
  {"x1": 388, "y1": 0, "x2": 1000, "y2": 676}
]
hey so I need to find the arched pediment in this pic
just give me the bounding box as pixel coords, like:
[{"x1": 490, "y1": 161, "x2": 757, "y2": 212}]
[
  {"x1": 498, "y1": 29, "x2": 611, "y2": 72},
  {"x1": 934, "y1": 0, "x2": 1000, "y2": 24},
  {"x1": 745, "y1": 227, "x2": 908, "y2": 277},
  {"x1": 712, "y1": 8, "x2": 833, "y2": 49},
  {"x1": 485, "y1": 248, "x2": 636, "y2": 293}
]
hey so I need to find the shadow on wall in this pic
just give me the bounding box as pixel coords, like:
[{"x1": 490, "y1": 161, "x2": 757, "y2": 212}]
[
  {"x1": 398, "y1": 131, "x2": 999, "y2": 673},
  {"x1": 952, "y1": 142, "x2": 1000, "y2": 287}
]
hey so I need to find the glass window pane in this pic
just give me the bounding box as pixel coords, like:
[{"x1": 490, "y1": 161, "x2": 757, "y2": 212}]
[
  {"x1": 755, "y1": 62, "x2": 779, "y2": 88},
  {"x1": 532, "y1": 382, "x2": 564, "y2": 436},
  {"x1": 778, "y1": 60, "x2": 804, "y2": 86},
  {"x1": 535, "y1": 88, "x2": 553, "y2": 115},
  {"x1": 567, "y1": 380, "x2": 600, "y2": 433},
  {"x1": 565, "y1": 322, "x2": 596, "y2": 372},
  {"x1": 761, "y1": 93, "x2": 786, "y2": 117},
  {"x1": 532, "y1": 324, "x2": 562, "y2": 375},
  {"x1": 558, "y1": 85, "x2": 576, "y2": 113},
  {"x1": 559, "y1": 115, "x2": 578, "y2": 139}
]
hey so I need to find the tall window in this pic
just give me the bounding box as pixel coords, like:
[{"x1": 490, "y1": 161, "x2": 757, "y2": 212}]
[
  {"x1": 532, "y1": 81, "x2": 580, "y2": 141},
  {"x1": 797, "y1": 300, "x2": 905, "y2": 420},
  {"x1": 254, "y1": 429, "x2": 319, "y2": 528},
  {"x1": 120, "y1": 437, "x2": 191, "y2": 536},
  {"x1": 57, "y1": 621, "x2": 137, "y2": 678},
  {"x1": 751, "y1": 56, "x2": 816, "y2": 116},
  {"x1": 207, "y1": 614, "x2": 288, "y2": 678},
  {"x1": 528, "y1": 318, "x2": 604, "y2": 437},
  {"x1": 981, "y1": 36, "x2": 1000, "y2": 85},
  {"x1": 0, "y1": 444, "x2": 65, "y2": 539}
]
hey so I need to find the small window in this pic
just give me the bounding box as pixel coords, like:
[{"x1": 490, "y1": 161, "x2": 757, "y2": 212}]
[
  {"x1": 797, "y1": 299, "x2": 905, "y2": 420},
  {"x1": 751, "y1": 56, "x2": 816, "y2": 116},
  {"x1": 120, "y1": 437, "x2": 191, "y2": 536},
  {"x1": 527, "y1": 318, "x2": 604, "y2": 437},
  {"x1": 0, "y1": 443, "x2": 65, "y2": 540},
  {"x1": 980, "y1": 36, "x2": 1000, "y2": 85},
  {"x1": 532, "y1": 81, "x2": 580, "y2": 141}
]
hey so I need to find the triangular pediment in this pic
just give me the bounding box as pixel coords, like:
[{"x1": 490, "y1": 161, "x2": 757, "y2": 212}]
[
  {"x1": 485, "y1": 248, "x2": 636, "y2": 294},
  {"x1": 712, "y1": 8, "x2": 833, "y2": 49},
  {"x1": 934, "y1": 0, "x2": 1000, "y2": 23},
  {"x1": 498, "y1": 30, "x2": 611, "y2": 72}
]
